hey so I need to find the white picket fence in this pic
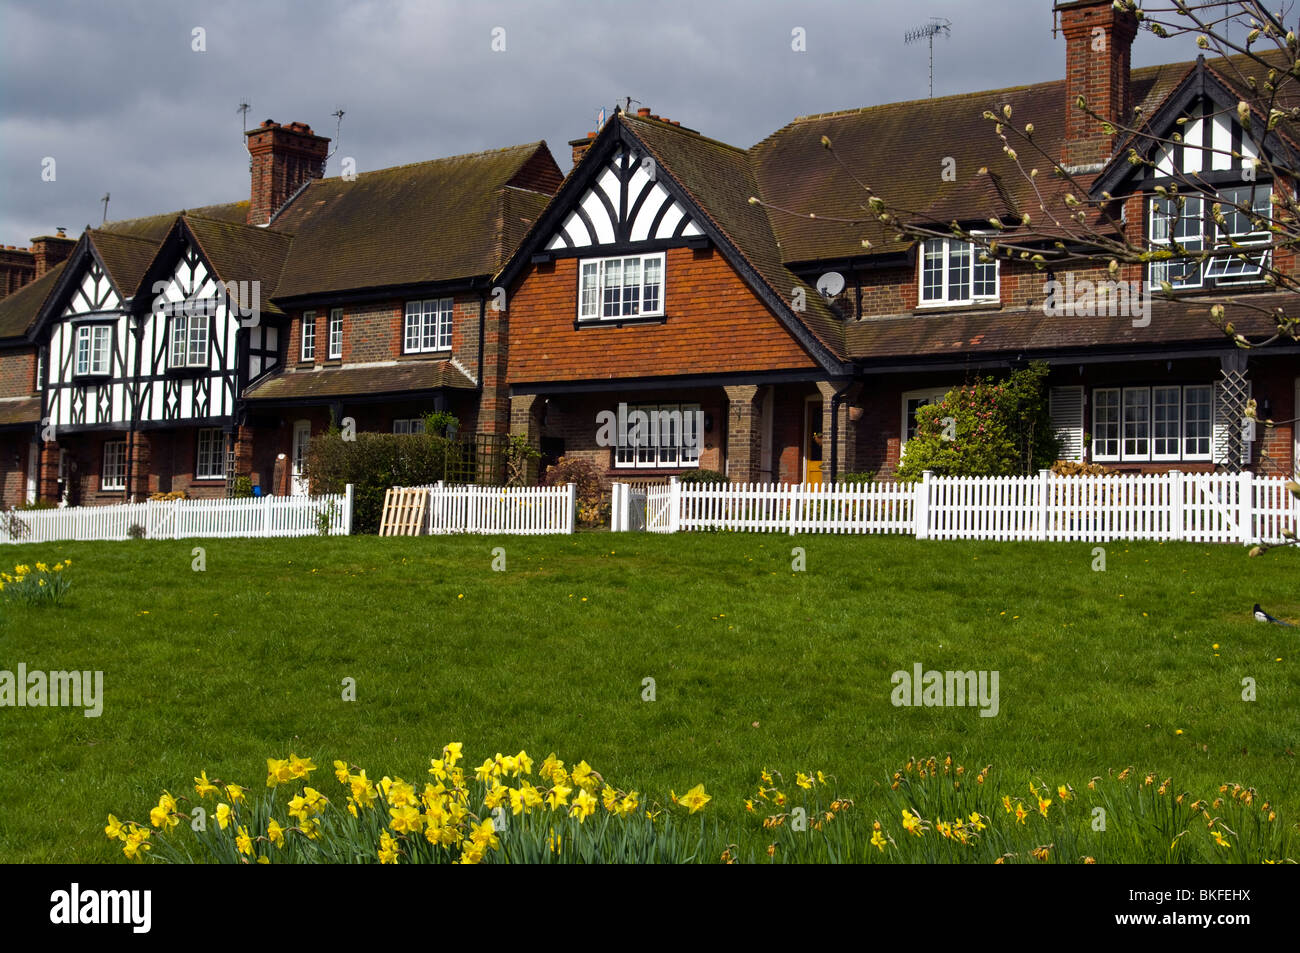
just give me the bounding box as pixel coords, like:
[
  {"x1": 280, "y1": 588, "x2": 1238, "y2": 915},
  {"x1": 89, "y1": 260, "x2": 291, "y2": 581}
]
[
  {"x1": 405, "y1": 482, "x2": 576, "y2": 535},
  {"x1": 0, "y1": 486, "x2": 354, "y2": 545},
  {"x1": 614, "y1": 471, "x2": 1299, "y2": 544}
]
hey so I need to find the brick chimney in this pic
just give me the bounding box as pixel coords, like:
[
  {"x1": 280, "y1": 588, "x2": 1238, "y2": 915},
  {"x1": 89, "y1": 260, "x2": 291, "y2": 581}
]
[
  {"x1": 1057, "y1": 0, "x2": 1138, "y2": 170},
  {"x1": 568, "y1": 131, "x2": 597, "y2": 167},
  {"x1": 245, "y1": 120, "x2": 330, "y2": 225},
  {"x1": 0, "y1": 245, "x2": 35, "y2": 299},
  {"x1": 30, "y1": 228, "x2": 76, "y2": 279}
]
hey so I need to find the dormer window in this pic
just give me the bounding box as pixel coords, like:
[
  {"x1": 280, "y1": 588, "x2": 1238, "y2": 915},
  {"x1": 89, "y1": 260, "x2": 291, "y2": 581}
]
[
  {"x1": 75, "y1": 325, "x2": 111, "y2": 376},
  {"x1": 918, "y1": 238, "x2": 998, "y2": 306},
  {"x1": 578, "y1": 253, "x2": 665, "y2": 320},
  {"x1": 1148, "y1": 184, "x2": 1271, "y2": 289}
]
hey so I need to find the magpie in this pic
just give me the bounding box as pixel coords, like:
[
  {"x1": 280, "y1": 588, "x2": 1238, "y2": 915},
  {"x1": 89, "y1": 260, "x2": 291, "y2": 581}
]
[{"x1": 1253, "y1": 604, "x2": 1296, "y2": 626}]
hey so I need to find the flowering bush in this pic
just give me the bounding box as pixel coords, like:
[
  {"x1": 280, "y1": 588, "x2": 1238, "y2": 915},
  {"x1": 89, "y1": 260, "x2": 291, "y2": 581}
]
[
  {"x1": 543, "y1": 456, "x2": 606, "y2": 528},
  {"x1": 896, "y1": 362, "x2": 1058, "y2": 481},
  {"x1": 0, "y1": 558, "x2": 71, "y2": 607}
]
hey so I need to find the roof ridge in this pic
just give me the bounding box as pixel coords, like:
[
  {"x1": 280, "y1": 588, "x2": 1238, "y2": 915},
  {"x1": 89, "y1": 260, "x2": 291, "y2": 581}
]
[
  {"x1": 623, "y1": 114, "x2": 747, "y2": 156},
  {"x1": 87, "y1": 229, "x2": 159, "y2": 245},
  {"x1": 310, "y1": 140, "x2": 545, "y2": 186}
]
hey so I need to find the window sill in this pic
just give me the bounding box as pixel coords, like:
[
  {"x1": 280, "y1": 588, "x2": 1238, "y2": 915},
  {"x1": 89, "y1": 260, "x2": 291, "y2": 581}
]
[
  {"x1": 912, "y1": 301, "x2": 1001, "y2": 315},
  {"x1": 165, "y1": 366, "x2": 208, "y2": 379},
  {"x1": 73, "y1": 373, "x2": 111, "y2": 383},
  {"x1": 575, "y1": 314, "x2": 668, "y2": 330},
  {"x1": 398, "y1": 349, "x2": 451, "y2": 359}
]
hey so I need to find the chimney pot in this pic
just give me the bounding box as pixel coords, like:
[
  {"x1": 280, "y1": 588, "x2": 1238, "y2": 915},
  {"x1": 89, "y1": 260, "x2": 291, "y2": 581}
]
[{"x1": 637, "y1": 107, "x2": 652, "y2": 117}]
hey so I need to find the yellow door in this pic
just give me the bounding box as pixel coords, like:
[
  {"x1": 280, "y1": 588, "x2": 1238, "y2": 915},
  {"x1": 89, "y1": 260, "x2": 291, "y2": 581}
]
[{"x1": 805, "y1": 400, "x2": 823, "y2": 485}]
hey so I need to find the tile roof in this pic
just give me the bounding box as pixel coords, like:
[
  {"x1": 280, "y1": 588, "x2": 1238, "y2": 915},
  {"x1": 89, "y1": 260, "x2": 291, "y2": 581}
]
[
  {"x1": 182, "y1": 215, "x2": 295, "y2": 318},
  {"x1": 244, "y1": 360, "x2": 476, "y2": 402},
  {"x1": 86, "y1": 230, "x2": 162, "y2": 298},
  {"x1": 0, "y1": 395, "x2": 40, "y2": 427},
  {"x1": 0, "y1": 262, "x2": 65, "y2": 339},
  {"x1": 844, "y1": 293, "x2": 1288, "y2": 366},
  {"x1": 271, "y1": 142, "x2": 560, "y2": 300}
]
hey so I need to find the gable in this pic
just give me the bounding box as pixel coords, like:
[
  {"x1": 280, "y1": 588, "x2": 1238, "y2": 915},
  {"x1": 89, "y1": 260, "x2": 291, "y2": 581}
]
[
  {"x1": 545, "y1": 149, "x2": 705, "y2": 251},
  {"x1": 62, "y1": 256, "x2": 123, "y2": 317},
  {"x1": 1151, "y1": 99, "x2": 1261, "y2": 179}
]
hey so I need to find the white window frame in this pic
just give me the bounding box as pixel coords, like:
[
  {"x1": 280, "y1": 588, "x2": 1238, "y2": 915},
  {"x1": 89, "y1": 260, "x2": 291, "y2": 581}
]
[
  {"x1": 1149, "y1": 185, "x2": 1272, "y2": 290},
  {"x1": 328, "y1": 307, "x2": 343, "y2": 360},
  {"x1": 1092, "y1": 385, "x2": 1214, "y2": 463},
  {"x1": 392, "y1": 418, "x2": 426, "y2": 435},
  {"x1": 403, "y1": 298, "x2": 453, "y2": 354},
  {"x1": 75, "y1": 324, "x2": 111, "y2": 376},
  {"x1": 300, "y1": 311, "x2": 316, "y2": 362},
  {"x1": 195, "y1": 428, "x2": 225, "y2": 480},
  {"x1": 918, "y1": 238, "x2": 998, "y2": 307},
  {"x1": 101, "y1": 439, "x2": 127, "y2": 491},
  {"x1": 169, "y1": 312, "x2": 209, "y2": 369},
  {"x1": 577, "y1": 253, "x2": 666, "y2": 321},
  {"x1": 899, "y1": 387, "x2": 952, "y2": 457},
  {"x1": 612, "y1": 402, "x2": 701, "y2": 469}
]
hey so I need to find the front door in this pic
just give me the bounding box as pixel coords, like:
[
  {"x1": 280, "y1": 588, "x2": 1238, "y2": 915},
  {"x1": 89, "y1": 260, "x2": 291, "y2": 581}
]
[
  {"x1": 804, "y1": 399, "x2": 823, "y2": 485},
  {"x1": 291, "y1": 420, "x2": 311, "y2": 496}
]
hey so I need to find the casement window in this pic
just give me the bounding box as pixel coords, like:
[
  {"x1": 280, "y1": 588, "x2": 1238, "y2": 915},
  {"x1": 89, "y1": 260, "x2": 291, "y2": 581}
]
[
  {"x1": 300, "y1": 311, "x2": 316, "y2": 361},
  {"x1": 578, "y1": 253, "x2": 665, "y2": 320},
  {"x1": 75, "y1": 325, "x2": 111, "y2": 376},
  {"x1": 328, "y1": 308, "x2": 343, "y2": 359},
  {"x1": 195, "y1": 428, "x2": 225, "y2": 480},
  {"x1": 169, "y1": 312, "x2": 209, "y2": 368},
  {"x1": 612, "y1": 402, "x2": 702, "y2": 469},
  {"x1": 900, "y1": 387, "x2": 953, "y2": 452},
  {"x1": 404, "y1": 298, "x2": 454, "y2": 353},
  {"x1": 1149, "y1": 185, "x2": 1272, "y2": 289},
  {"x1": 919, "y1": 238, "x2": 998, "y2": 306},
  {"x1": 1092, "y1": 385, "x2": 1214, "y2": 462},
  {"x1": 101, "y1": 440, "x2": 127, "y2": 491},
  {"x1": 392, "y1": 418, "x2": 426, "y2": 435}
]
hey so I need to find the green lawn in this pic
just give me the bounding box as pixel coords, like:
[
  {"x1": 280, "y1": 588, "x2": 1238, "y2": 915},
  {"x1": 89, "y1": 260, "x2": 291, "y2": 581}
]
[{"x1": 1, "y1": 531, "x2": 1296, "y2": 862}]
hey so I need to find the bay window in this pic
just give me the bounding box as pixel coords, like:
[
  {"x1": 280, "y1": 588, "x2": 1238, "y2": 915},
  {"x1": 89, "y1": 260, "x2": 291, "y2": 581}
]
[
  {"x1": 75, "y1": 325, "x2": 111, "y2": 376},
  {"x1": 612, "y1": 402, "x2": 701, "y2": 468},
  {"x1": 1092, "y1": 385, "x2": 1213, "y2": 462},
  {"x1": 1149, "y1": 184, "x2": 1271, "y2": 289}
]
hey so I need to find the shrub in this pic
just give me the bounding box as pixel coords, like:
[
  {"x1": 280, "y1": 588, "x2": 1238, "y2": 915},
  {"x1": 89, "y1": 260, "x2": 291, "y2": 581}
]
[
  {"x1": 231, "y1": 476, "x2": 254, "y2": 498},
  {"x1": 127, "y1": 524, "x2": 147, "y2": 539},
  {"x1": 1051, "y1": 460, "x2": 1117, "y2": 477},
  {"x1": 837, "y1": 471, "x2": 878, "y2": 485},
  {"x1": 543, "y1": 456, "x2": 606, "y2": 528},
  {"x1": 15, "y1": 500, "x2": 56, "y2": 511},
  {"x1": 680, "y1": 469, "x2": 726, "y2": 484},
  {"x1": 422, "y1": 411, "x2": 460, "y2": 438},
  {"x1": 504, "y1": 433, "x2": 541, "y2": 487},
  {"x1": 896, "y1": 362, "x2": 1058, "y2": 481},
  {"x1": 307, "y1": 431, "x2": 461, "y2": 534},
  {"x1": 149, "y1": 490, "x2": 188, "y2": 501}
]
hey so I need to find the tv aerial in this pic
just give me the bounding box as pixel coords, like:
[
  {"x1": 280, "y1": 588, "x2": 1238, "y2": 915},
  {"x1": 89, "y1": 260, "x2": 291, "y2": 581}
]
[{"x1": 904, "y1": 17, "x2": 952, "y2": 99}]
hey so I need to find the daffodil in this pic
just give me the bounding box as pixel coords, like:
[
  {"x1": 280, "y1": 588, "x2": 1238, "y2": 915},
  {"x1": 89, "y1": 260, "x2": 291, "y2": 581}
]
[
  {"x1": 679, "y1": 783, "x2": 711, "y2": 814},
  {"x1": 194, "y1": 771, "x2": 219, "y2": 799},
  {"x1": 571, "y1": 788, "x2": 597, "y2": 822}
]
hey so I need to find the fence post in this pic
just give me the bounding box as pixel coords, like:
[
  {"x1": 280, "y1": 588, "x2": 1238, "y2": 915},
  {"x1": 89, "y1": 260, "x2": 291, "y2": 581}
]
[
  {"x1": 1037, "y1": 469, "x2": 1051, "y2": 542},
  {"x1": 173, "y1": 499, "x2": 182, "y2": 540},
  {"x1": 1170, "y1": 470, "x2": 1183, "y2": 542},
  {"x1": 1238, "y1": 470, "x2": 1254, "y2": 545},
  {"x1": 610, "y1": 483, "x2": 623, "y2": 532},
  {"x1": 914, "y1": 471, "x2": 932, "y2": 540},
  {"x1": 342, "y1": 483, "x2": 354, "y2": 536},
  {"x1": 669, "y1": 476, "x2": 681, "y2": 534},
  {"x1": 566, "y1": 482, "x2": 577, "y2": 534}
]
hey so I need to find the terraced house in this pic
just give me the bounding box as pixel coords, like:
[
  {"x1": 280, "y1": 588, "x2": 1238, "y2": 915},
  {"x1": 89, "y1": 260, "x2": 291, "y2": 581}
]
[
  {"x1": 494, "y1": 0, "x2": 1298, "y2": 486},
  {"x1": 0, "y1": 121, "x2": 561, "y2": 506},
  {"x1": 1, "y1": 0, "x2": 1296, "y2": 511}
]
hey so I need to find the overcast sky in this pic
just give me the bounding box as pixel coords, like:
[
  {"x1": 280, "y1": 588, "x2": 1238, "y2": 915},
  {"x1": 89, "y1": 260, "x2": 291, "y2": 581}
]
[{"x1": 1, "y1": 0, "x2": 1210, "y2": 243}]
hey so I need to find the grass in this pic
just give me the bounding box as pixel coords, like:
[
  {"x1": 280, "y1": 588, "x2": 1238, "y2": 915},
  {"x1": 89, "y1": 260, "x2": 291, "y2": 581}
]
[{"x1": 0, "y1": 532, "x2": 1296, "y2": 862}]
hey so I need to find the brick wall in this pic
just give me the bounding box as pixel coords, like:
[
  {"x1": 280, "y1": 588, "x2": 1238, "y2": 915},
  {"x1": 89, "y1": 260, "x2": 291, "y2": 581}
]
[
  {"x1": 505, "y1": 247, "x2": 819, "y2": 383},
  {"x1": 0, "y1": 348, "x2": 36, "y2": 398}
]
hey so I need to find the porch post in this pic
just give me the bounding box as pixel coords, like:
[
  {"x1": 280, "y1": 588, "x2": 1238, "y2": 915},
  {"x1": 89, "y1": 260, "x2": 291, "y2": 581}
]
[
  {"x1": 723, "y1": 384, "x2": 763, "y2": 483},
  {"x1": 508, "y1": 394, "x2": 545, "y2": 484}
]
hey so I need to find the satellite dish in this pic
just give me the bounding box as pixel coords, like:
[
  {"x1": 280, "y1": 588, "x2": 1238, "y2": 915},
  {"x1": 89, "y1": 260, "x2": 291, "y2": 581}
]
[{"x1": 816, "y1": 271, "x2": 845, "y2": 297}]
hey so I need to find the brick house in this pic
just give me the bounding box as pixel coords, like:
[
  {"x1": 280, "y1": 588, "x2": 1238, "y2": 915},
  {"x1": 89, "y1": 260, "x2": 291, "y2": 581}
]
[
  {"x1": 492, "y1": 0, "x2": 1299, "y2": 485},
  {"x1": 0, "y1": 120, "x2": 561, "y2": 506},
  {"x1": 2, "y1": 0, "x2": 1298, "y2": 512}
]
